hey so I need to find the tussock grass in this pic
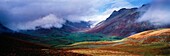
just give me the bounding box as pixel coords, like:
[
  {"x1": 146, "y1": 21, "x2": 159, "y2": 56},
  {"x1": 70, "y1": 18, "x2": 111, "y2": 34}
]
[{"x1": 61, "y1": 29, "x2": 170, "y2": 56}]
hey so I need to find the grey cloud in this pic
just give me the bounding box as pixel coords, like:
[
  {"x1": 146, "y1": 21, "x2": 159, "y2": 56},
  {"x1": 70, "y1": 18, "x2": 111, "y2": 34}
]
[
  {"x1": 138, "y1": 0, "x2": 170, "y2": 25},
  {"x1": 0, "y1": 0, "x2": 134, "y2": 31}
]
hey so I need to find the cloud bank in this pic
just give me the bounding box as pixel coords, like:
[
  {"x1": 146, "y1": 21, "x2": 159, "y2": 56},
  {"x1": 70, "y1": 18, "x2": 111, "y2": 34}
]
[
  {"x1": 13, "y1": 14, "x2": 65, "y2": 30},
  {"x1": 138, "y1": 0, "x2": 170, "y2": 25},
  {"x1": 0, "y1": 0, "x2": 136, "y2": 31}
]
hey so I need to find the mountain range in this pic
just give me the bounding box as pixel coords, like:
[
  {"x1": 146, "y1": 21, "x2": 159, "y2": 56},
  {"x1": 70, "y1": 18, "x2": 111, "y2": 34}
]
[
  {"x1": 1, "y1": 4, "x2": 170, "y2": 46},
  {"x1": 20, "y1": 21, "x2": 91, "y2": 37},
  {"x1": 0, "y1": 3, "x2": 170, "y2": 56},
  {"x1": 2, "y1": 4, "x2": 170, "y2": 38},
  {"x1": 87, "y1": 4, "x2": 170, "y2": 37}
]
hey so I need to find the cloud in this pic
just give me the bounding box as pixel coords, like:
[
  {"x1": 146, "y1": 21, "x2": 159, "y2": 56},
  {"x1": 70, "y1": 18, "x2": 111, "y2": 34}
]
[
  {"x1": 137, "y1": 0, "x2": 170, "y2": 25},
  {"x1": 0, "y1": 0, "x2": 136, "y2": 31},
  {"x1": 74, "y1": 0, "x2": 136, "y2": 27},
  {"x1": 10, "y1": 14, "x2": 65, "y2": 30}
]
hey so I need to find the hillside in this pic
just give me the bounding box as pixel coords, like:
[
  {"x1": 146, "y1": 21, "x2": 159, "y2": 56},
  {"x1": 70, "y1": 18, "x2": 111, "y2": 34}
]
[
  {"x1": 124, "y1": 28, "x2": 170, "y2": 44},
  {"x1": 87, "y1": 4, "x2": 170, "y2": 37},
  {"x1": 0, "y1": 24, "x2": 89, "y2": 56},
  {"x1": 0, "y1": 23, "x2": 121, "y2": 47},
  {"x1": 0, "y1": 24, "x2": 11, "y2": 33},
  {"x1": 61, "y1": 29, "x2": 170, "y2": 56},
  {"x1": 0, "y1": 33, "x2": 88, "y2": 56}
]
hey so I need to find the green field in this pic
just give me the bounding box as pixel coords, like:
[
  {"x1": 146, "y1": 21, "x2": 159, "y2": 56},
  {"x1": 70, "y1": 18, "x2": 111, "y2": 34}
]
[{"x1": 20, "y1": 32, "x2": 123, "y2": 47}]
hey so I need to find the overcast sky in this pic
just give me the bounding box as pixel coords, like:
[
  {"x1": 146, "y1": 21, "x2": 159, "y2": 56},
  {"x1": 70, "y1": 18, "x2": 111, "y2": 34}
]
[{"x1": 0, "y1": 0, "x2": 151, "y2": 30}]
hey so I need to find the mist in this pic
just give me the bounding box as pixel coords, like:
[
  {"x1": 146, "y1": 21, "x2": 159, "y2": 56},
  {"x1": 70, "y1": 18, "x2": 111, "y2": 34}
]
[
  {"x1": 0, "y1": 0, "x2": 137, "y2": 31},
  {"x1": 138, "y1": 0, "x2": 170, "y2": 25},
  {"x1": 11, "y1": 14, "x2": 66, "y2": 30}
]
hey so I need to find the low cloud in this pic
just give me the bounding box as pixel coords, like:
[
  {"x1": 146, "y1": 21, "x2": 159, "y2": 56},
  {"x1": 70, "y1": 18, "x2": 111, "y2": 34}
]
[
  {"x1": 0, "y1": 0, "x2": 136, "y2": 31},
  {"x1": 138, "y1": 0, "x2": 170, "y2": 25},
  {"x1": 11, "y1": 14, "x2": 65, "y2": 30}
]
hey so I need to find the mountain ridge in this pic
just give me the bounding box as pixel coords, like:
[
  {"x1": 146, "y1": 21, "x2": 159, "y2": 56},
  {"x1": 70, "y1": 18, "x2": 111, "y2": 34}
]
[
  {"x1": 0, "y1": 23, "x2": 12, "y2": 33},
  {"x1": 86, "y1": 4, "x2": 170, "y2": 37}
]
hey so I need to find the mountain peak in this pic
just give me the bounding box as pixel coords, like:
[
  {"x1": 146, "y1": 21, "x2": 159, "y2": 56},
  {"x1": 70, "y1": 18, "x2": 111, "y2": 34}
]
[{"x1": 87, "y1": 4, "x2": 170, "y2": 37}]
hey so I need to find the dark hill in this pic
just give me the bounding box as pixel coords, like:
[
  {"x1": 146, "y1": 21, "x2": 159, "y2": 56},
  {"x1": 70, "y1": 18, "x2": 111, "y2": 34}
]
[{"x1": 0, "y1": 33, "x2": 89, "y2": 56}]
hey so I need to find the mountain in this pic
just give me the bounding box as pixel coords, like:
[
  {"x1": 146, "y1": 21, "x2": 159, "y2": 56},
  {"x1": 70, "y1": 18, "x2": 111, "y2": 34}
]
[
  {"x1": 0, "y1": 33, "x2": 51, "y2": 55},
  {"x1": 15, "y1": 21, "x2": 97, "y2": 46},
  {"x1": 0, "y1": 33, "x2": 88, "y2": 56},
  {"x1": 21, "y1": 21, "x2": 91, "y2": 37},
  {"x1": 0, "y1": 23, "x2": 89, "y2": 55},
  {"x1": 0, "y1": 23, "x2": 11, "y2": 33},
  {"x1": 63, "y1": 21, "x2": 91, "y2": 32},
  {"x1": 86, "y1": 4, "x2": 170, "y2": 37},
  {"x1": 16, "y1": 20, "x2": 124, "y2": 46}
]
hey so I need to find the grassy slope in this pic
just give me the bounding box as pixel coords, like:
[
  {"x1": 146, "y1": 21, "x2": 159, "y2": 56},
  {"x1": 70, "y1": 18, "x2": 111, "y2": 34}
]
[
  {"x1": 3, "y1": 28, "x2": 170, "y2": 56},
  {"x1": 59, "y1": 29, "x2": 170, "y2": 56},
  {"x1": 0, "y1": 33, "x2": 90, "y2": 56},
  {"x1": 20, "y1": 32, "x2": 122, "y2": 47},
  {"x1": 60, "y1": 40, "x2": 170, "y2": 56}
]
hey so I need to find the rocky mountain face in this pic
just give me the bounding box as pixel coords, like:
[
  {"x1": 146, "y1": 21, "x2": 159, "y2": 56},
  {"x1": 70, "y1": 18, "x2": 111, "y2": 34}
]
[
  {"x1": 61, "y1": 21, "x2": 91, "y2": 32},
  {"x1": 87, "y1": 4, "x2": 170, "y2": 37}
]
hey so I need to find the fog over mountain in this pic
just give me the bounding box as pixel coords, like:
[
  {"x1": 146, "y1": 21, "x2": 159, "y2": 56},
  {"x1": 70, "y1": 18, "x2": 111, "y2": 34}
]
[
  {"x1": 138, "y1": 0, "x2": 170, "y2": 25},
  {"x1": 0, "y1": 0, "x2": 139, "y2": 31},
  {"x1": 86, "y1": 0, "x2": 170, "y2": 37}
]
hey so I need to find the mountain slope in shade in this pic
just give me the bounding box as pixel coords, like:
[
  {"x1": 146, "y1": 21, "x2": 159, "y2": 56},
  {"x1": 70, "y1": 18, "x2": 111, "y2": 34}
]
[
  {"x1": 63, "y1": 21, "x2": 91, "y2": 32},
  {"x1": 87, "y1": 4, "x2": 170, "y2": 37},
  {"x1": 124, "y1": 28, "x2": 170, "y2": 44},
  {"x1": 0, "y1": 33, "x2": 89, "y2": 56},
  {"x1": 0, "y1": 23, "x2": 11, "y2": 33}
]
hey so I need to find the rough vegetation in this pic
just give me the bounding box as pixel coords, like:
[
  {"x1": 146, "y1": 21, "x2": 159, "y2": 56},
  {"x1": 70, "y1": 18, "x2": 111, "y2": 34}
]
[
  {"x1": 125, "y1": 28, "x2": 170, "y2": 44},
  {"x1": 0, "y1": 33, "x2": 90, "y2": 56},
  {"x1": 1, "y1": 20, "x2": 170, "y2": 56},
  {"x1": 60, "y1": 29, "x2": 170, "y2": 56}
]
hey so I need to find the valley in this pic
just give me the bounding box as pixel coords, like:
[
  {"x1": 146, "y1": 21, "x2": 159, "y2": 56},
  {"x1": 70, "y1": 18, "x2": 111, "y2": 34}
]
[
  {"x1": 1, "y1": 28, "x2": 170, "y2": 56},
  {"x1": 59, "y1": 28, "x2": 170, "y2": 56},
  {"x1": 1, "y1": 0, "x2": 170, "y2": 55}
]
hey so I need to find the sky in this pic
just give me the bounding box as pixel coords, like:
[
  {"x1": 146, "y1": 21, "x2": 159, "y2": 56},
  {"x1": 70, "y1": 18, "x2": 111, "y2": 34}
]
[
  {"x1": 130, "y1": 0, "x2": 151, "y2": 6},
  {"x1": 0, "y1": 0, "x2": 151, "y2": 31},
  {"x1": 100, "y1": 0, "x2": 151, "y2": 12}
]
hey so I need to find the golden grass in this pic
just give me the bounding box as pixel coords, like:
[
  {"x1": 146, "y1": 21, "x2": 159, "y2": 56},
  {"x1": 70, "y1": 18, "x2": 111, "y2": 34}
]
[
  {"x1": 127, "y1": 29, "x2": 170, "y2": 39},
  {"x1": 67, "y1": 49, "x2": 140, "y2": 56},
  {"x1": 70, "y1": 41, "x2": 117, "y2": 46},
  {"x1": 124, "y1": 29, "x2": 170, "y2": 44},
  {"x1": 60, "y1": 28, "x2": 170, "y2": 56},
  {"x1": 65, "y1": 42, "x2": 170, "y2": 56}
]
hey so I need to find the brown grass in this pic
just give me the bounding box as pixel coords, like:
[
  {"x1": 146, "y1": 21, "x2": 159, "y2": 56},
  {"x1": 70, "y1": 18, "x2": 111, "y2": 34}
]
[
  {"x1": 124, "y1": 29, "x2": 170, "y2": 44},
  {"x1": 61, "y1": 29, "x2": 170, "y2": 56}
]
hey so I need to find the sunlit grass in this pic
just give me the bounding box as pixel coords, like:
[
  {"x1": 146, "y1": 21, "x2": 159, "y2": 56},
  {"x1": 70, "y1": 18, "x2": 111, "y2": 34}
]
[
  {"x1": 60, "y1": 29, "x2": 170, "y2": 56},
  {"x1": 70, "y1": 41, "x2": 116, "y2": 46}
]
